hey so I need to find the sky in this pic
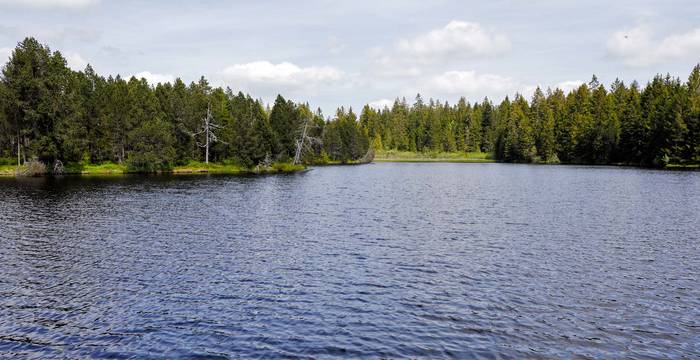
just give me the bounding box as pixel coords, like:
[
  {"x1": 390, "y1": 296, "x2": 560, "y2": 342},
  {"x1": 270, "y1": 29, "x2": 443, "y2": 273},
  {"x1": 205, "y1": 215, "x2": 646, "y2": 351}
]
[{"x1": 1, "y1": 0, "x2": 700, "y2": 115}]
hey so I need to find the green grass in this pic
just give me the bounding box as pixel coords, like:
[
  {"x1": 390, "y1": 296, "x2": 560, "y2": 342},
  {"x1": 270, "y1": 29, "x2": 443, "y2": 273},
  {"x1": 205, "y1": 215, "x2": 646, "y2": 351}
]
[
  {"x1": 0, "y1": 160, "x2": 305, "y2": 176},
  {"x1": 172, "y1": 161, "x2": 244, "y2": 174},
  {"x1": 172, "y1": 161, "x2": 304, "y2": 174},
  {"x1": 665, "y1": 163, "x2": 700, "y2": 170},
  {"x1": 312, "y1": 159, "x2": 367, "y2": 166},
  {"x1": 64, "y1": 162, "x2": 128, "y2": 174},
  {"x1": 374, "y1": 150, "x2": 495, "y2": 163},
  {"x1": 0, "y1": 164, "x2": 19, "y2": 176}
]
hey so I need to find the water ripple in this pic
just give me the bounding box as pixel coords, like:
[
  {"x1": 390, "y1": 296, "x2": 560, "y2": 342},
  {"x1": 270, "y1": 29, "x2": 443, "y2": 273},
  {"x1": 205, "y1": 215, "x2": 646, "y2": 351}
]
[{"x1": 0, "y1": 164, "x2": 699, "y2": 358}]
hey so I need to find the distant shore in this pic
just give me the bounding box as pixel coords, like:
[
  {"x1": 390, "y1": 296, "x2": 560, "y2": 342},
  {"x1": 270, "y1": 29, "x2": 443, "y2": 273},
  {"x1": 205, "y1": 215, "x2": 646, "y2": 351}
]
[
  {"x1": 373, "y1": 150, "x2": 495, "y2": 163},
  {"x1": 371, "y1": 150, "x2": 699, "y2": 169}
]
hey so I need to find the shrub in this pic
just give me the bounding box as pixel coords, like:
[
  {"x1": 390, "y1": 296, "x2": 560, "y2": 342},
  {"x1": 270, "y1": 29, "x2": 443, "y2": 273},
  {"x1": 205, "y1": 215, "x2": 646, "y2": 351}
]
[
  {"x1": 0, "y1": 157, "x2": 16, "y2": 165},
  {"x1": 18, "y1": 159, "x2": 46, "y2": 177}
]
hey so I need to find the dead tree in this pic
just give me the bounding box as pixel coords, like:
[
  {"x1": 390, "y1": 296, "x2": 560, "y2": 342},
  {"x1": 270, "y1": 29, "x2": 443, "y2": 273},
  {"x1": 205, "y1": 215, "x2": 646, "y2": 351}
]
[
  {"x1": 293, "y1": 117, "x2": 322, "y2": 165},
  {"x1": 191, "y1": 104, "x2": 226, "y2": 164},
  {"x1": 359, "y1": 146, "x2": 376, "y2": 164},
  {"x1": 53, "y1": 160, "x2": 64, "y2": 175}
]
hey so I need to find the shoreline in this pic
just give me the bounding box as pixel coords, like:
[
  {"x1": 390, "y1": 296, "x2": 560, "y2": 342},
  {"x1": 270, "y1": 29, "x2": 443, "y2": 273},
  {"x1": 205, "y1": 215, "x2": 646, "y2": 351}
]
[
  {"x1": 0, "y1": 162, "x2": 307, "y2": 177},
  {"x1": 373, "y1": 150, "x2": 496, "y2": 164},
  {"x1": 2, "y1": 158, "x2": 697, "y2": 177},
  {"x1": 374, "y1": 158, "x2": 495, "y2": 163},
  {"x1": 371, "y1": 150, "x2": 699, "y2": 169}
]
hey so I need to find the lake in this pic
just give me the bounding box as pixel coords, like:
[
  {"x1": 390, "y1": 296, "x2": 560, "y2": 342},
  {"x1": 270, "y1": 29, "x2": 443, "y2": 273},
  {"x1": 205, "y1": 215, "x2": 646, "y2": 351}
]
[{"x1": 0, "y1": 163, "x2": 698, "y2": 358}]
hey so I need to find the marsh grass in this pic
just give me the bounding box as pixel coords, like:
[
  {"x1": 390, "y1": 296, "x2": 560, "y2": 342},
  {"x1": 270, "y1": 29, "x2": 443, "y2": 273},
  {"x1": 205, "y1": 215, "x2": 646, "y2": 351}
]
[{"x1": 374, "y1": 150, "x2": 495, "y2": 163}]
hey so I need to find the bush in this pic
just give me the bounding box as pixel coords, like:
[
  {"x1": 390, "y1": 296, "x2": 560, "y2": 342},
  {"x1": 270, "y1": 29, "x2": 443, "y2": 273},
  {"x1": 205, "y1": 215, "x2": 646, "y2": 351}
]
[
  {"x1": 18, "y1": 159, "x2": 46, "y2": 177},
  {"x1": 126, "y1": 119, "x2": 176, "y2": 172},
  {"x1": 545, "y1": 154, "x2": 561, "y2": 164},
  {"x1": 126, "y1": 152, "x2": 173, "y2": 173},
  {"x1": 0, "y1": 157, "x2": 16, "y2": 165}
]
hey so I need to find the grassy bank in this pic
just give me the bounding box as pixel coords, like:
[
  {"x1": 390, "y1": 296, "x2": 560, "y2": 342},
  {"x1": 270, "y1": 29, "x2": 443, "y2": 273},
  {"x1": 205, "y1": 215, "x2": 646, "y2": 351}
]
[
  {"x1": 171, "y1": 161, "x2": 304, "y2": 174},
  {"x1": 0, "y1": 164, "x2": 17, "y2": 176},
  {"x1": 64, "y1": 162, "x2": 127, "y2": 175},
  {"x1": 664, "y1": 163, "x2": 700, "y2": 170},
  {"x1": 374, "y1": 150, "x2": 495, "y2": 163},
  {"x1": 0, "y1": 161, "x2": 305, "y2": 176},
  {"x1": 311, "y1": 159, "x2": 368, "y2": 166}
]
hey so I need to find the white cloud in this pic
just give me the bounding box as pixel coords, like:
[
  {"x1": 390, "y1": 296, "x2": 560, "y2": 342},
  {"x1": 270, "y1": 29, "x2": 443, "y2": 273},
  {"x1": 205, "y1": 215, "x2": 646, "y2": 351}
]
[
  {"x1": 64, "y1": 51, "x2": 88, "y2": 70},
  {"x1": 520, "y1": 80, "x2": 585, "y2": 99},
  {"x1": 368, "y1": 98, "x2": 394, "y2": 109},
  {"x1": 608, "y1": 24, "x2": 700, "y2": 67},
  {"x1": 519, "y1": 85, "x2": 539, "y2": 100},
  {"x1": 398, "y1": 20, "x2": 511, "y2": 59},
  {"x1": 554, "y1": 80, "x2": 584, "y2": 93},
  {"x1": 0, "y1": 0, "x2": 99, "y2": 9},
  {"x1": 133, "y1": 71, "x2": 175, "y2": 85},
  {"x1": 221, "y1": 61, "x2": 345, "y2": 94},
  {"x1": 368, "y1": 20, "x2": 510, "y2": 80},
  {"x1": 427, "y1": 70, "x2": 515, "y2": 95},
  {"x1": 0, "y1": 47, "x2": 12, "y2": 64}
]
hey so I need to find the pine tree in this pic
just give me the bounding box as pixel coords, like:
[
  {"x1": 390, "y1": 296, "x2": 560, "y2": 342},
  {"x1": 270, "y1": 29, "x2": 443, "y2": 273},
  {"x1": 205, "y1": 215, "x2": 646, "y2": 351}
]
[
  {"x1": 1, "y1": 37, "x2": 698, "y2": 169},
  {"x1": 480, "y1": 99, "x2": 494, "y2": 152},
  {"x1": 685, "y1": 65, "x2": 700, "y2": 162},
  {"x1": 269, "y1": 95, "x2": 300, "y2": 158},
  {"x1": 531, "y1": 87, "x2": 555, "y2": 161},
  {"x1": 2, "y1": 37, "x2": 71, "y2": 164}
]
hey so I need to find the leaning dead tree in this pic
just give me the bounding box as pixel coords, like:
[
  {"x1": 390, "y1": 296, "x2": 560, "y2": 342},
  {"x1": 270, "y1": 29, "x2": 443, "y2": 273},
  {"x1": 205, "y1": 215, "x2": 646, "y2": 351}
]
[
  {"x1": 359, "y1": 146, "x2": 376, "y2": 164},
  {"x1": 191, "y1": 104, "x2": 227, "y2": 164},
  {"x1": 293, "y1": 117, "x2": 322, "y2": 165}
]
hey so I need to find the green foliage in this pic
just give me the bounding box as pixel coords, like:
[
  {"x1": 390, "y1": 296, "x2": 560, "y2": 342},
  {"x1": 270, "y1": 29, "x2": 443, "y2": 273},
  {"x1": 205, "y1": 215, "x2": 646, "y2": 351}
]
[
  {"x1": 0, "y1": 38, "x2": 372, "y2": 173},
  {"x1": 269, "y1": 95, "x2": 301, "y2": 158},
  {"x1": 126, "y1": 118, "x2": 176, "y2": 172},
  {"x1": 1, "y1": 37, "x2": 698, "y2": 171},
  {"x1": 63, "y1": 161, "x2": 126, "y2": 174},
  {"x1": 322, "y1": 107, "x2": 369, "y2": 163},
  {"x1": 375, "y1": 150, "x2": 493, "y2": 163},
  {"x1": 0, "y1": 157, "x2": 16, "y2": 165},
  {"x1": 357, "y1": 73, "x2": 700, "y2": 167}
]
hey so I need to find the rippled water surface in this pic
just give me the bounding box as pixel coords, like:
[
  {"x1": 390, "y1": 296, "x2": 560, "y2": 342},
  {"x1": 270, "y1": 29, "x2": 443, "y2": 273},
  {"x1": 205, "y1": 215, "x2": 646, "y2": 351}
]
[{"x1": 1, "y1": 163, "x2": 699, "y2": 358}]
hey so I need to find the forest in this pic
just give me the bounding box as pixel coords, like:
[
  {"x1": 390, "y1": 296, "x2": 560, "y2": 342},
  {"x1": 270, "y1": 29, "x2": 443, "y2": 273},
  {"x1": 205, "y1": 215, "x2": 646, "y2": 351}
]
[
  {"x1": 362, "y1": 73, "x2": 700, "y2": 167},
  {"x1": 0, "y1": 38, "x2": 369, "y2": 173},
  {"x1": 1, "y1": 37, "x2": 698, "y2": 173}
]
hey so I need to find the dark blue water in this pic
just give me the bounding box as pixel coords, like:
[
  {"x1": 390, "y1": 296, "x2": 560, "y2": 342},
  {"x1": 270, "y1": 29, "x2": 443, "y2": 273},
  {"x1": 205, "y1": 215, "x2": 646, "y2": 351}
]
[{"x1": 0, "y1": 163, "x2": 698, "y2": 358}]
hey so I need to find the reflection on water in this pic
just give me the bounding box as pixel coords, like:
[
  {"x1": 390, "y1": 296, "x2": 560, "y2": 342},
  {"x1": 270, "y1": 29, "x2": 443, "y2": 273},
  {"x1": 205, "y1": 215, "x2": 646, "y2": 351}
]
[{"x1": 1, "y1": 164, "x2": 699, "y2": 358}]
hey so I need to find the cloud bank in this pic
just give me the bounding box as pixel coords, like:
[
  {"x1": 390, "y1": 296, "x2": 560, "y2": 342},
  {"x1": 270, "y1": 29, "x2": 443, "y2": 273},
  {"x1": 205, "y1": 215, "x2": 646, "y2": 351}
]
[
  {"x1": 133, "y1": 71, "x2": 176, "y2": 85},
  {"x1": 221, "y1": 61, "x2": 345, "y2": 97},
  {"x1": 608, "y1": 25, "x2": 700, "y2": 67},
  {"x1": 398, "y1": 20, "x2": 511, "y2": 59}
]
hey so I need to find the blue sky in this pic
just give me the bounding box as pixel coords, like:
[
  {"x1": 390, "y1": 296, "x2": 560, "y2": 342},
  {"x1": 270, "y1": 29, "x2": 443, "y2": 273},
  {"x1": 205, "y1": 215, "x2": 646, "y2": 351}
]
[{"x1": 1, "y1": 0, "x2": 700, "y2": 115}]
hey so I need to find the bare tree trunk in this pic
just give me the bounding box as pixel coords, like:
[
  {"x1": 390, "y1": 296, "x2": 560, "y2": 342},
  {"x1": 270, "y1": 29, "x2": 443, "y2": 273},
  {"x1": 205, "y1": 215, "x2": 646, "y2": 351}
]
[
  {"x1": 294, "y1": 118, "x2": 309, "y2": 165},
  {"x1": 192, "y1": 103, "x2": 224, "y2": 164},
  {"x1": 17, "y1": 136, "x2": 20, "y2": 167},
  {"x1": 205, "y1": 129, "x2": 209, "y2": 164},
  {"x1": 293, "y1": 117, "x2": 322, "y2": 165},
  {"x1": 205, "y1": 105, "x2": 211, "y2": 164}
]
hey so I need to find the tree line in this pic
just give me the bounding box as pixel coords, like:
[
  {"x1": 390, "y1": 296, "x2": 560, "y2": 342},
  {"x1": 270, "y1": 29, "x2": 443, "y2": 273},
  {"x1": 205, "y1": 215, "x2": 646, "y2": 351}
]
[
  {"x1": 360, "y1": 72, "x2": 700, "y2": 166},
  {"x1": 0, "y1": 38, "x2": 369, "y2": 171},
  {"x1": 1, "y1": 37, "x2": 698, "y2": 170}
]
